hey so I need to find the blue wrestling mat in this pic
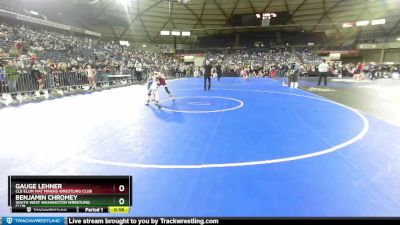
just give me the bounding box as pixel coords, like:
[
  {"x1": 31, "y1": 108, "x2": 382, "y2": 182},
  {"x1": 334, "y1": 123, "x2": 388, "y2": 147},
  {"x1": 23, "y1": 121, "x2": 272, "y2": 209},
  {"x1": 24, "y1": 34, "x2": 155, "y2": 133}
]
[{"x1": 0, "y1": 77, "x2": 399, "y2": 216}]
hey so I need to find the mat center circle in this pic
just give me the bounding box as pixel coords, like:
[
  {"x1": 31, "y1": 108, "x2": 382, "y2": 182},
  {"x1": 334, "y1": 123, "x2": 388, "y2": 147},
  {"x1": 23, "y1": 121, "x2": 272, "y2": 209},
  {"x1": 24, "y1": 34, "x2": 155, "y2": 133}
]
[{"x1": 159, "y1": 96, "x2": 244, "y2": 113}]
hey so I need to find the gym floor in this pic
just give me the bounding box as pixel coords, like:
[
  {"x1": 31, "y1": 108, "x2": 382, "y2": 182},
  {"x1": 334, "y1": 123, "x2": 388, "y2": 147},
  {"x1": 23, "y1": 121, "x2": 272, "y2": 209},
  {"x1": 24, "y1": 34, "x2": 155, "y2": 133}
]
[{"x1": 298, "y1": 77, "x2": 400, "y2": 127}]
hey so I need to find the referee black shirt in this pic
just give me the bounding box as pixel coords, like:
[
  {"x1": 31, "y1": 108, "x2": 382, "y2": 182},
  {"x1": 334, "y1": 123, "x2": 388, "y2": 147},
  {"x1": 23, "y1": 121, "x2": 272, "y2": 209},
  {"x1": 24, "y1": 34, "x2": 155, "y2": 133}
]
[{"x1": 204, "y1": 64, "x2": 212, "y2": 77}]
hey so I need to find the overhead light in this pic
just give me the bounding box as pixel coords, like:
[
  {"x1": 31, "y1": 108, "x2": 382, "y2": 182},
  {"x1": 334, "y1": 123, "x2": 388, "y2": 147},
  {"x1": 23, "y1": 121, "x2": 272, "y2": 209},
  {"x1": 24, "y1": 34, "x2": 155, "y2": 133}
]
[
  {"x1": 117, "y1": 0, "x2": 129, "y2": 5},
  {"x1": 119, "y1": 40, "x2": 130, "y2": 46},
  {"x1": 30, "y1": 10, "x2": 39, "y2": 16},
  {"x1": 397, "y1": 37, "x2": 400, "y2": 41},
  {"x1": 181, "y1": 31, "x2": 191, "y2": 36},
  {"x1": 342, "y1": 22, "x2": 354, "y2": 28},
  {"x1": 371, "y1": 19, "x2": 385, "y2": 25},
  {"x1": 160, "y1": 30, "x2": 170, "y2": 36},
  {"x1": 177, "y1": 0, "x2": 191, "y2": 3},
  {"x1": 356, "y1": 20, "x2": 370, "y2": 26},
  {"x1": 171, "y1": 31, "x2": 181, "y2": 36}
]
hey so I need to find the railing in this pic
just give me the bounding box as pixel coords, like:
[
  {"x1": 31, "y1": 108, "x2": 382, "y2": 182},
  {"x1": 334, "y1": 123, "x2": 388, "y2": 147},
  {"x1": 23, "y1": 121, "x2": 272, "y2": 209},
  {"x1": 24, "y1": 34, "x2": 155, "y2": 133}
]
[{"x1": 0, "y1": 69, "x2": 149, "y2": 106}]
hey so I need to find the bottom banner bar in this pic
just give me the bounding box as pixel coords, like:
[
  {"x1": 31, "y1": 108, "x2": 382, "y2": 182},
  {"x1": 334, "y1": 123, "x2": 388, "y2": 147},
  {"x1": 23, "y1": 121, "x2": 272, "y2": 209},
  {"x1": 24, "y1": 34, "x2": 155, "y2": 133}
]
[
  {"x1": 1, "y1": 217, "x2": 64, "y2": 225},
  {"x1": 1, "y1": 217, "x2": 400, "y2": 225},
  {"x1": 65, "y1": 217, "x2": 400, "y2": 225},
  {"x1": 67, "y1": 217, "x2": 220, "y2": 225}
]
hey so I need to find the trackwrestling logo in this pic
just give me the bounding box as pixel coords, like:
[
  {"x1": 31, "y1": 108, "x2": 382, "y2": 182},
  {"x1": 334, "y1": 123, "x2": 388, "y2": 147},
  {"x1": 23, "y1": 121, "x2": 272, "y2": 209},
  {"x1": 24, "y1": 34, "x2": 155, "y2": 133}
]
[{"x1": 2, "y1": 217, "x2": 64, "y2": 225}]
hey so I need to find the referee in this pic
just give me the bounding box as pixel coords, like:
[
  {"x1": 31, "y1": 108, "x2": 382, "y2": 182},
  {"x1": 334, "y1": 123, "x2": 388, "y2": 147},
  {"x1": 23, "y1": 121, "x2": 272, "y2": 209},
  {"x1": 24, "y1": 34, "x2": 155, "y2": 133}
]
[
  {"x1": 204, "y1": 60, "x2": 212, "y2": 91},
  {"x1": 317, "y1": 59, "x2": 329, "y2": 86}
]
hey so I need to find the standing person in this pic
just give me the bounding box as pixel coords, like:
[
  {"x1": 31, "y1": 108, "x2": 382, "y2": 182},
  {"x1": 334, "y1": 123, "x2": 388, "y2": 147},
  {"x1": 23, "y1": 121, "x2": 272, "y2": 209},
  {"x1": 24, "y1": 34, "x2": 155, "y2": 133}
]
[
  {"x1": 0, "y1": 66, "x2": 5, "y2": 94},
  {"x1": 317, "y1": 59, "x2": 329, "y2": 86},
  {"x1": 4, "y1": 60, "x2": 19, "y2": 93},
  {"x1": 216, "y1": 63, "x2": 222, "y2": 81},
  {"x1": 183, "y1": 65, "x2": 187, "y2": 77},
  {"x1": 135, "y1": 61, "x2": 142, "y2": 81},
  {"x1": 87, "y1": 65, "x2": 96, "y2": 90},
  {"x1": 30, "y1": 63, "x2": 41, "y2": 93},
  {"x1": 270, "y1": 64, "x2": 277, "y2": 78},
  {"x1": 241, "y1": 68, "x2": 249, "y2": 80},
  {"x1": 369, "y1": 63, "x2": 378, "y2": 80},
  {"x1": 178, "y1": 64, "x2": 184, "y2": 78},
  {"x1": 288, "y1": 63, "x2": 301, "y2": 88},
  {"x1": 189, "y1": 64, "x2": 194, "y2": 77},
  {"x1": 203, "y1": 60, "x2": 212, "y2": 91},
  {"x1": 193, "y1": 67, "x2": 199, "y2": 78},
  {"x1": 288, "y1": 64, "x2": 295, "y2": 88},
  {"x1": 263, "y1": 65, "x2": 269, "y2": 78},
  {"x1": 283, "y1": 64, "x2": 289, "y2": 77}
]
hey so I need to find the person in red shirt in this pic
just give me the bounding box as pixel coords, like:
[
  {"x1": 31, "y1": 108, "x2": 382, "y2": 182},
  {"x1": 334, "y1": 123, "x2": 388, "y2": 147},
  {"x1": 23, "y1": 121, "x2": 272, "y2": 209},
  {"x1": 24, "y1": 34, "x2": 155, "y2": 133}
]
[
  {"x1": 357, "y1": 63, "x2": 363, "y2": 73},
  {"x1": 155, "y1": 72, "x2": 175, "y2": 100}
]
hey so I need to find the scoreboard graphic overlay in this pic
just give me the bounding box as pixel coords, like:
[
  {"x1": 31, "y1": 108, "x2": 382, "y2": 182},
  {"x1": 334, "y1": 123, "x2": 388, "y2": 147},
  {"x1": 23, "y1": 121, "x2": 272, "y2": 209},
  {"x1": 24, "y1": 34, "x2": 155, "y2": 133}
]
[{"x1": 8, "y1": 176, "x2": 132, "y2": 213}]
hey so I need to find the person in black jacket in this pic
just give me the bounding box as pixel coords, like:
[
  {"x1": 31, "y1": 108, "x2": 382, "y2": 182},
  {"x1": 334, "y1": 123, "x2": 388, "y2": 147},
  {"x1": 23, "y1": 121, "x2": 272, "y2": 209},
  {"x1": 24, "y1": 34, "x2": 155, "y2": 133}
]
[
  {"x1": 216, "y1": 63, "x2": 222, "y2": 81},
  {"x1": 204, "y1": 60, "x2": 212, "y2": 91},
  {"x1": 369, "y1": 64, "x2": 378, "y2": 80}
]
